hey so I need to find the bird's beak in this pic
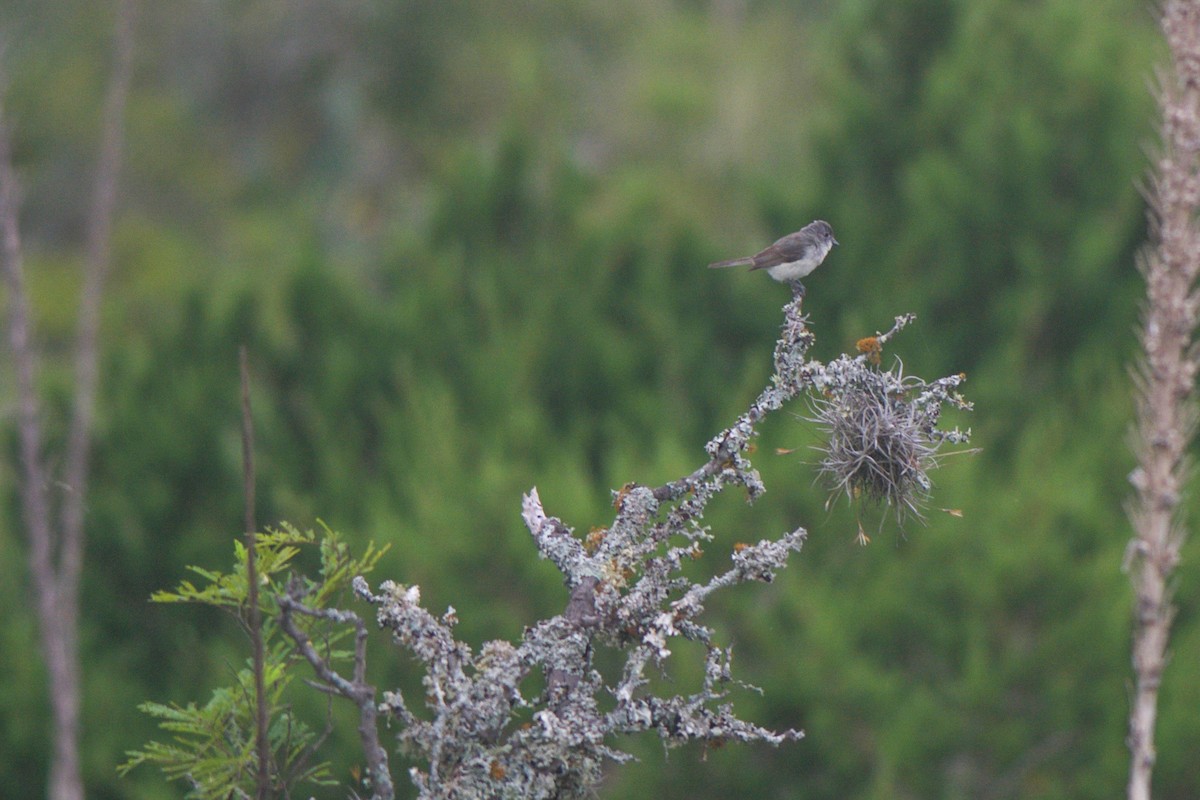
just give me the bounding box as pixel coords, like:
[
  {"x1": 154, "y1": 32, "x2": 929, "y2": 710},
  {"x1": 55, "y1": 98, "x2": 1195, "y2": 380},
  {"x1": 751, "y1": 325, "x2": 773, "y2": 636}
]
[{"x1": 832, "y1": 237, "x2": 839, "y2": 246}]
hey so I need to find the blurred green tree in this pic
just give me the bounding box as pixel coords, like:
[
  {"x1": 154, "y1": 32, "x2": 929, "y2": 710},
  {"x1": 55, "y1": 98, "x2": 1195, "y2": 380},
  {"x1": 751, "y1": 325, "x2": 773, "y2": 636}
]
[{"x1": 0, "y1": 0, "x2": 1185, "y2": 798}]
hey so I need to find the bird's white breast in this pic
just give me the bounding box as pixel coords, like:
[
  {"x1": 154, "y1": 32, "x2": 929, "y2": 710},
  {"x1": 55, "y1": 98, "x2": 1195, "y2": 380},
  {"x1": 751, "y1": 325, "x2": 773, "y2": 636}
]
[{"x1": 764, "y1": 240, "x2": 833, "y2": 282}]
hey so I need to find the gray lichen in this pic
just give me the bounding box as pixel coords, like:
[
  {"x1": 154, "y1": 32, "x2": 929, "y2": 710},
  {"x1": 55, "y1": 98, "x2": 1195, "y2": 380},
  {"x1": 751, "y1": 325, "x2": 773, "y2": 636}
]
[{"x1": 347, "y1": 294, "x2": 969, "y2": 799}]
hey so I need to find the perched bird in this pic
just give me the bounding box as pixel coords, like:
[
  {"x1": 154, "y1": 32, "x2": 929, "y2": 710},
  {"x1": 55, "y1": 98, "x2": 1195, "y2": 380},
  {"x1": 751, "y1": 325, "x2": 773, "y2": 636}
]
[{"x1": 708, "y1": 220, "x2": 838, "y2": 294}]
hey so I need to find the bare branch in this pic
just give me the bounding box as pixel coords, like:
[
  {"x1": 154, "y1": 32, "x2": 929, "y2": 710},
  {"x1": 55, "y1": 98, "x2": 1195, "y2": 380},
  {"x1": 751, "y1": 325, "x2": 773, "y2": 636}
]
[
  {"x1": 62, "y1": 0, "x2": 137, "y2": 596},
  {"x1": 240, "y1": 346, "x2": 272, "y2": 800},
  {"x1": 278, "y1": 580, "x2": 394, "y2": 800},
  {"x1": 0, "y1": 67, "x2": 81, "y2": 800},
  {"x1": 0, "y1": 80, "x2": 55, "y2": 648},
  {"x1": 0, "y1": 15, "x2": 142, "y2": 789}
]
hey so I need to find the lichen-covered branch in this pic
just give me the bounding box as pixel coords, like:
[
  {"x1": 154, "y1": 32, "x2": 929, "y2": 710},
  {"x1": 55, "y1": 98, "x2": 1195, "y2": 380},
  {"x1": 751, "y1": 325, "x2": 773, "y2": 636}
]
[
  {"x1": 127, "y1": 289, "x2": 968, "y2": 799},
  {"x1": 349, "y1": 292, "x2": 969, "y2": 799},
  {"x1": 1125, "y1": 3, "x2": 1200, "y2": 799},
  {"x1": 651, "y1": 294, "x2": 816, "y2": 504}
]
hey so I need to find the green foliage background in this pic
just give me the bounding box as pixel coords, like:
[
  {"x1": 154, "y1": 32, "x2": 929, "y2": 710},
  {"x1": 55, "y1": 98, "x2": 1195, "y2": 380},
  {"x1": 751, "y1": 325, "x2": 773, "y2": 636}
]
[{"x1": 0, "y1": 0, "x2": 1193, "y2": 798}]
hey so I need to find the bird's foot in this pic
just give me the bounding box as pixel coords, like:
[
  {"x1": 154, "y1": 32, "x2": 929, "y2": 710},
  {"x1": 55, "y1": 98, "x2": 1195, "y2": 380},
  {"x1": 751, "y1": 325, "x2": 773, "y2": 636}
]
[{"x1": 789, "y1": 280, "x2": 806, "y2": 299}]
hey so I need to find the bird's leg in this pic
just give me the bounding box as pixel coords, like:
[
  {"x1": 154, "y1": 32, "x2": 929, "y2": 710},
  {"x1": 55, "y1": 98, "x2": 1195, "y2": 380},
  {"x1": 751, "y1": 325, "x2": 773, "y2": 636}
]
[{"x1": 789, "y1": 280, "x2": 806, "y2": 299}]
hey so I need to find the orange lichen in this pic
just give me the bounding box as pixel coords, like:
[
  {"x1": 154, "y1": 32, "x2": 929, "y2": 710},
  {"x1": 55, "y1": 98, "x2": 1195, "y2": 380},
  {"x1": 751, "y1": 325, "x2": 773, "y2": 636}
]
[
  {"x1": 856, "y1": 336, "x2": 883, "y2": 365},
  {"x1": 585, "y1": 527, "x2": 607, "y2": 553}
]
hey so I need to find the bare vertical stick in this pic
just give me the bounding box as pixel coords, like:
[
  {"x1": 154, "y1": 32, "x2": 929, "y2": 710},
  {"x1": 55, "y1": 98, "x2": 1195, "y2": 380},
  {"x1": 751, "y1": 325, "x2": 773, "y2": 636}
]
[
  {"x1": 1126, "y1": 3, "x2": 1200, "y2": 799},
  {"x1": 0, "y1": 2, "x2": 136, "y2": 797},
  {"x1": 240, "y1": 346, "x2": 271, "y2": 799},
  {"x1": 0, "y1": 86, "x2": 73, "y2": 800},
  {"x1": 53, "y1": 6, "x2": 136, "y2": 795},
  {"x1": 62, "y1": 0, "x2": 137, "y2": 610}
]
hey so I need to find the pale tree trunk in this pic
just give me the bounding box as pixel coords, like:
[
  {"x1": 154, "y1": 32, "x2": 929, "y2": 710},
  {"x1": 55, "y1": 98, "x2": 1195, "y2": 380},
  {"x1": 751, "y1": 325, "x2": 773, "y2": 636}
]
[
  {"x1": 0, "y1": 2, "x2": 135, "y2": 798},
  {"x1": 1126, "y1": 3, "x2": 1200, "y2": 799}
]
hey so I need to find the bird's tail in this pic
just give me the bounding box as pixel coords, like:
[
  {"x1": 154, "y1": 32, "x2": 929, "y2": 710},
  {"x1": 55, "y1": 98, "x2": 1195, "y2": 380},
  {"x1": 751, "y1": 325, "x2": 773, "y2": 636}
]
[{"x1": 708, "y1": 257, "x2": 754, "y2": 269}]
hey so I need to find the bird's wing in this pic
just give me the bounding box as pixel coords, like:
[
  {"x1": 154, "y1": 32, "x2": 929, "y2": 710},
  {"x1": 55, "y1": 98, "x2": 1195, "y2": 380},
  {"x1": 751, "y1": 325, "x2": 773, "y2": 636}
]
[{"x1": 750, "y1": 232, "x2": 808, "y2": 269}]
